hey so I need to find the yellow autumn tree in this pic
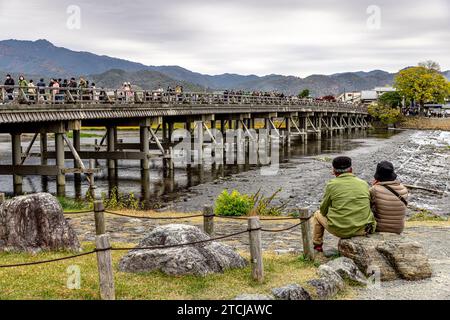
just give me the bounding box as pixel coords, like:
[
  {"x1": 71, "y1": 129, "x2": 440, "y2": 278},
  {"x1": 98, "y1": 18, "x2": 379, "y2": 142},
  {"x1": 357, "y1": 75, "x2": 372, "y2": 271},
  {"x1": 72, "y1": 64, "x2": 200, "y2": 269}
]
[{"x1": 394, "y1": 62, "x2": 450, "y2": 114}]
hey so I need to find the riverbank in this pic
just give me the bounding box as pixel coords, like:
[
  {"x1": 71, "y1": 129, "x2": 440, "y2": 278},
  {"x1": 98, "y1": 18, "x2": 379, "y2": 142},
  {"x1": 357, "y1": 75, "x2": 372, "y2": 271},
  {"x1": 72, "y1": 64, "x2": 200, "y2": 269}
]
[{"x1": 399, "y1": 117, "x2": 450, "y2": 131}]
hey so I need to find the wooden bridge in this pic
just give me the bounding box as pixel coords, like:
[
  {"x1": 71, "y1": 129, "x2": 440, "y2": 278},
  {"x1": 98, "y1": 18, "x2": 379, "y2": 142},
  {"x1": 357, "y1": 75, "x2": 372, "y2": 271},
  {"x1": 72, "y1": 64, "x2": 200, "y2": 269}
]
[{"x1": 0, "y1": 86, "x2": 370, "y2": 196}]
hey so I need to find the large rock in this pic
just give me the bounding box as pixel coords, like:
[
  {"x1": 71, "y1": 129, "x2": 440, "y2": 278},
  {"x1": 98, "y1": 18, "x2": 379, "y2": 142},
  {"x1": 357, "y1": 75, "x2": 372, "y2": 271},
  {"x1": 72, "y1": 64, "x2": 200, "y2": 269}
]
[
  {"x1": 272, "y1": 284, "x2": 312, "y2": 300},
  {"x1": 307, "y1": 278, "x2": 341, "y2": 299},
  {"x1": 338, "y1": 233, "x2": 432, "y2": 281},
  {"x1": 320, "y1": 257, "x2": 367, "y2": 286},
  {"x1": 0, "y1": 193, "x2": 80, "y2": 253},
  {"x1": 118, "y1": 224, "x2": 247, "y2": 275}
]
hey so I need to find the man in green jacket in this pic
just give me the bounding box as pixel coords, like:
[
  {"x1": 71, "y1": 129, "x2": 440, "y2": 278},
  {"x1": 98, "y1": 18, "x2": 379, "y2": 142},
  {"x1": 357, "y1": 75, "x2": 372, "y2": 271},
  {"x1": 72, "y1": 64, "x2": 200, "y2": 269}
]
[{"x1": 313, "y1": 156, "x2": 377, "y2": 253}]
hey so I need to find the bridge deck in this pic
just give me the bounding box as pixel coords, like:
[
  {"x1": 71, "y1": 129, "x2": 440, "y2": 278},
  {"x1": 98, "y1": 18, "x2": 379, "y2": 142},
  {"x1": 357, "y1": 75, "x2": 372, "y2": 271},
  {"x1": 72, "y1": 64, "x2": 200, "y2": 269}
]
[{"x1": 0, "y1": 87, "x2": 367, "y2": 124}]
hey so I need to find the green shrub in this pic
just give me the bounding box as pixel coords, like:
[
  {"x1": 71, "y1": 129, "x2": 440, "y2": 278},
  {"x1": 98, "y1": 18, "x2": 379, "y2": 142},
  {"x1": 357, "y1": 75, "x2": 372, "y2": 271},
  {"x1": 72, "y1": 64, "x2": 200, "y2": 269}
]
[
  {"x1": 214, "y1": 190, "x2": 254, "y2": 216},
  {"x1": 57, "y1": 197, "x2": 91, "y2": 212},
  {"x1": 408, "y1": 209, "x2": 448, "y2": 222},
  {"x1": 368, "y1": 103, "x2": 402, "y2": 125},
  {"x1": 101, "y1": 187, "x2": 142, "y2": 210},
  {"x1": 251, "y1": 188, "x2": 287, "y2": 216}
]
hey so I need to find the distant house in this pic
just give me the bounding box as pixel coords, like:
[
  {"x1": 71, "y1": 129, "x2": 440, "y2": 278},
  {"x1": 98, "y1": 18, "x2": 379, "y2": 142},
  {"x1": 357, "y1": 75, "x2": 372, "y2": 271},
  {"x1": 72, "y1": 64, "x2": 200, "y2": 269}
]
[
  {"x1": 337, "y1": 91, "x2": 361, "y2": 104},
  {"x1": 338, "y1": 87, "x2": 396, "y2": 105},
  {"x1": 360, "y1": 86, "x2": 397, "y2": 106}
]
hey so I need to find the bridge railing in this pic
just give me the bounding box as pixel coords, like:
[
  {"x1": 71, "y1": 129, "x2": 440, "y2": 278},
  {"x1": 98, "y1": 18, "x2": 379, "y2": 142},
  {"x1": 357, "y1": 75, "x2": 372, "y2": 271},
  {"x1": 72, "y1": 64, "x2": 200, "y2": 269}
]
[{"x1": 0, "y1": 85, "x2": 367, "y2": 112}]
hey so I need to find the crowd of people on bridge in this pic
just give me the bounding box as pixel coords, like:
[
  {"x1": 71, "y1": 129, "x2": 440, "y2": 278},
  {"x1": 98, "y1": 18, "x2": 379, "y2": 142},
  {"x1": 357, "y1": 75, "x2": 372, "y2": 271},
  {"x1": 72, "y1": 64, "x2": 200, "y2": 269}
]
[
  {"x1": 1, "y1": 73, "x2": 346, "y2": 107},
  {"x1": 2, "y1": 74, "x2": 101, "y2": 103}
]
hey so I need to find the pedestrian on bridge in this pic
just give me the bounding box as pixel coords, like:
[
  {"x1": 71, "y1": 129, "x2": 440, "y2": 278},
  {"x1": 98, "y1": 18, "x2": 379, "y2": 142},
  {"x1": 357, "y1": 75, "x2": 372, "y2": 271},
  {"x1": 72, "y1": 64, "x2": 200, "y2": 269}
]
[
  {"x1": 37, "y1": 78, "x2": 46, "y2": 102},
  {"x1": 18, "y1": 75, "x2": 28, "y2": 103},
  {"x1": 4, "y1": 74, "x2": 15, "y2": 101}
]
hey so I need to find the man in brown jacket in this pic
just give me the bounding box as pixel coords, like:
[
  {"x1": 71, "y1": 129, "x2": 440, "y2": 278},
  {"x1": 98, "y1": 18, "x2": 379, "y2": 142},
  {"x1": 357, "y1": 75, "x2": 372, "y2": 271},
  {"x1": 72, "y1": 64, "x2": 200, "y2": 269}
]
[{"x1": 370, "y1": 161, "x2": 409, "y2": 234}]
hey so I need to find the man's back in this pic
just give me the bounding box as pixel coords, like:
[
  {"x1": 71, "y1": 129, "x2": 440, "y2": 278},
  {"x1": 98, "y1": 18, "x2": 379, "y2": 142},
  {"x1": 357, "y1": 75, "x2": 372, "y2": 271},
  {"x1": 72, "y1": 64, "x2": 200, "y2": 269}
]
[{"x1": 320, "y1": 173, "x2": 376, "y2": 238}]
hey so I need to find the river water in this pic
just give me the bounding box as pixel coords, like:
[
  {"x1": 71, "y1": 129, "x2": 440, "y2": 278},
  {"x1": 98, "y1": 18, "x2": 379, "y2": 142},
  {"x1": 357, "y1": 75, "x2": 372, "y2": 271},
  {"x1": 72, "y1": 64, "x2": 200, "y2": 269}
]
[{"x1": 0, "y1": 129, "x2": 397, "y2": 209}]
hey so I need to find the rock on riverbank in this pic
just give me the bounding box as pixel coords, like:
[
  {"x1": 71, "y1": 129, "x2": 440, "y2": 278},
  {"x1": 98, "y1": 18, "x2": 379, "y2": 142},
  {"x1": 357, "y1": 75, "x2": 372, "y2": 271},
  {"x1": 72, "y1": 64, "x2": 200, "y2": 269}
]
[
  {"x1": 339, "y1": 233, "x2": 432, "y2": 281},
  {"x1": 0, "y1": 193, "x2": 80, "y2": 253},
  {"x1": 118, "y1": 224, "x2": 247, "y2": 275}
]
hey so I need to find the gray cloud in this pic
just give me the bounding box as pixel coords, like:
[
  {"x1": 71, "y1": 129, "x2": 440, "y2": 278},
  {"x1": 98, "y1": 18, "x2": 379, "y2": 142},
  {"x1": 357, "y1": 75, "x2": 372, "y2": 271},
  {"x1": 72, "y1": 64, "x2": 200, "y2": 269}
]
[{"x1": 0, "y1": 0, "x2": 448, "y2": 76}]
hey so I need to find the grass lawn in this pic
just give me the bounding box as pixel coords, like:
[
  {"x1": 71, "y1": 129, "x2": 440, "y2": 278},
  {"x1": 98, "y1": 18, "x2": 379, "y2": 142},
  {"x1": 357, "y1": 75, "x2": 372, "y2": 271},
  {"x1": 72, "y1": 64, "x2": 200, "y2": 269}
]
[{"x1": 0, "y1": 243, "x2": 351, "y2": 300}]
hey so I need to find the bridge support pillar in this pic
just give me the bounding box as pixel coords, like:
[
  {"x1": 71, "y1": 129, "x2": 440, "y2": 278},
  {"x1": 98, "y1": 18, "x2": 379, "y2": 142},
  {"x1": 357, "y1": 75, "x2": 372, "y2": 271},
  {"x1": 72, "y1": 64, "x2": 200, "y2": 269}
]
[
  {"x1": 300, "y1": 117, "x2": 308, "y2": 144},
  {"x1": 195, "y1": 121, "x2": 204, "y2": 165},
  {"x1": 316, "y1": 116, "x2": 322, "y2": 141},
  {"x1": 73, "y1": 128, "x2": 81, "y2": 184},
  {"x1": 55, "y1": 132, "x2": 65, "y2": 196},
  {"x1": 168, "y1": 122, "x2": 174, "y2": 142},
  {"x1": 285, "y1": 117, "x2": 291, "y2": 145},
  {"x1": 140, "y1": 121, "x2": 150, "y2": 171},
  {"x1": 40, "y1": 132, "x2": 48, "y2": 165},
  {"x1": 107, "y1": 126, "x2": 116, "y2": 176},
  {"x1": 11, "y1": 133, "x2": 23, "y2": 195},
  {"x1": 40, "y1": 132, "x2": 49, "y2": 193}
]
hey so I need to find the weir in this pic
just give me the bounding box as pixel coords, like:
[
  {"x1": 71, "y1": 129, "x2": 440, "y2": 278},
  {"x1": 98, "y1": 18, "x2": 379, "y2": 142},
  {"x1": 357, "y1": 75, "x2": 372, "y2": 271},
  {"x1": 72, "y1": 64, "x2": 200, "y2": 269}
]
[{"x1": 0, "y1": 87, "x2": 370, "y2": 196}]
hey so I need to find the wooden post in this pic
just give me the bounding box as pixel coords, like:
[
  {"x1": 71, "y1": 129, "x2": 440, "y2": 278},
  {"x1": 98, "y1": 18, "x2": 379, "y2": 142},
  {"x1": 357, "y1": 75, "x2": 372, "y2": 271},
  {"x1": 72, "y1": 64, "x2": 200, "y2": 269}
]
[
  {"x1": 95, "y1": 234, "x2": 115, "y2": 300},
  {"x1": 299, "y1": 208, "x2": 314, "y2": 261},
  {"x1": 0, "y1": 193, "x2": 5, "y2": 205},
  {"x1": 94, "y1": 200, "x2": 106, "y2": 235},
  {"x1": 248, "y1": 216, "x2": 264, "y2": 283},
  {"x1": 203, "y1": 205, "x2": 215, "y2": 236}
]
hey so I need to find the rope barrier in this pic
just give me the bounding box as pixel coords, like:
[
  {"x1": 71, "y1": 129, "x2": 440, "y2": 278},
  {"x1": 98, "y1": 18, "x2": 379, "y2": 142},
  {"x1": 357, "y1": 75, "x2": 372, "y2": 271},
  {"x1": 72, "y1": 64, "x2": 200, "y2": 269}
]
[
  {"x1": 104, "y1": 210, "x2": 204, "y2": 220},
  {"x1": 110, "y1": 229, "x2": 252, "y2": 252},
  {"x1": 215, "y1": 215, "x2": 301, "y2": 221},
  {"x1": 0, "y1": 215, "x2": 313, "y2": 269},
  {"x1": 63, "y1": 210, "x2": 94, "y2": 215},
  {"x1": 261, "y1": 216, "x2": 312, "y2": 233},
  {"x1": 0, "y1": 250, "x2": 97, "y2": 269},
  {"x1": 0, "y1": 229, "x2": 251, "y2": 269}
]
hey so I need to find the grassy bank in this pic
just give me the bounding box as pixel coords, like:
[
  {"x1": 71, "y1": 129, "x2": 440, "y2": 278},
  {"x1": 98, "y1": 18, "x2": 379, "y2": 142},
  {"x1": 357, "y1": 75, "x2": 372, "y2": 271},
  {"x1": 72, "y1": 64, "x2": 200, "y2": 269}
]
[
  {"x1": 0, "y1": 245, "x2": 347, "y2": 300},
  {"x1": 399, "y1": 117, "x2": 450, "y2": 131}
]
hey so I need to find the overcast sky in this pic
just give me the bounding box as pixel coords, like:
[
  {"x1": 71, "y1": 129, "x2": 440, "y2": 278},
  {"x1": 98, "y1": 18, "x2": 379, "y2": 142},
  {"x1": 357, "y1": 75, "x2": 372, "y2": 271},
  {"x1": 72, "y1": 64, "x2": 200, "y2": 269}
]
[{"x1": 0, "y1": 0, "x2": 448, "y2": 76}]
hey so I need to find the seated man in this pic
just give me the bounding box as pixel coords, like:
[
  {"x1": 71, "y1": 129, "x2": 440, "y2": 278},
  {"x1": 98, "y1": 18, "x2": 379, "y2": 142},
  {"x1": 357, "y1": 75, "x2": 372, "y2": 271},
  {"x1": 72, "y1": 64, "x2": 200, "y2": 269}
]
[
  {"x1": 370, "y1": 161, "x2": 409, "y2": 234},
  {"x1": 313, "y1": 156, "x2": 377, "y2": 252}
]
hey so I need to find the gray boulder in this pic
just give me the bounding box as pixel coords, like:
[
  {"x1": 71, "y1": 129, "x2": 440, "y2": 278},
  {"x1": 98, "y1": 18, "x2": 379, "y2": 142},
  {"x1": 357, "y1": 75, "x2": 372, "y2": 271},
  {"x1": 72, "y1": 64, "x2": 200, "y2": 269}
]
[
  {"x1": 233, "y1": 294, "x2": 274, "y2": 300},
  {"x1": 308, "y1": 264, "x2": 344, "y2": 300},
  {"x1": 272, "y1": 284, "x2": 312, "y2": 300},
  {"x1": 338, "y1": 233, "x2": 432, "y2": 281},
  {"x1": 0, "y1": 193, "x2": 80, "y2": 253},
  {"x1": 321, "y1": 257, "x2": 367, "y2": 286},
  {"x1": 118, "y1": 224, "x2": 247, "y2": 275},
  {"x1": 307, "y1": 278, "x2": 341, "y2": 299},
  {"x1": 317, "y1": 265, "x2": 345, "y2": 289}
]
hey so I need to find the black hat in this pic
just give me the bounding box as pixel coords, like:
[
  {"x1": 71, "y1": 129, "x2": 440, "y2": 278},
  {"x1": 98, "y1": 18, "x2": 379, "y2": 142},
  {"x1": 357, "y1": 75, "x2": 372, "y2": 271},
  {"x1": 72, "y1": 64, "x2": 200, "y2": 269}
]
[
  {"x1": 332, "y1": 156, "x2": 352, "y2": 173},
  {"x1": 374, "y1": 161, "x2": 398, "y2": 182}
]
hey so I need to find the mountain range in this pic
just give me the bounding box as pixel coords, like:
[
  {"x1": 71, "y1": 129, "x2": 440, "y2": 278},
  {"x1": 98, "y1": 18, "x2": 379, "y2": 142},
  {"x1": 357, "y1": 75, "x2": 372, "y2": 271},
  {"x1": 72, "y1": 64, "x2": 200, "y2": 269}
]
[{"x1": 1, "y1": 39, "x2": 448, "y2": 97}]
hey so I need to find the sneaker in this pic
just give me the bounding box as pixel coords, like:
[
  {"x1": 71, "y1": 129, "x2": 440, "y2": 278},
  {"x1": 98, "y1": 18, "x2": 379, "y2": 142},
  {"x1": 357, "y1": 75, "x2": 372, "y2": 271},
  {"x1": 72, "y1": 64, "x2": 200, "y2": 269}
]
[{"x1": 314, "y1": 244, "x2": 324, "y2": 253}]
